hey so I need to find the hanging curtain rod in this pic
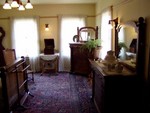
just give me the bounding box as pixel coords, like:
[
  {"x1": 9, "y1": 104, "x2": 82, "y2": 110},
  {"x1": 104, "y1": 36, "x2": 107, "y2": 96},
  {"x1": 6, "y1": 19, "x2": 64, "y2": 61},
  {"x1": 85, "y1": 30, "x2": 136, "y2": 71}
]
[
  {"x1": 0, "y1": 15, "x2": 95, "y2": 20},
  {"x1": 39, "y1": 15, "x2": 95, "y2": 19},
  {"x1": 0, "y1": 17, "x2": 10, "y2": 20}
]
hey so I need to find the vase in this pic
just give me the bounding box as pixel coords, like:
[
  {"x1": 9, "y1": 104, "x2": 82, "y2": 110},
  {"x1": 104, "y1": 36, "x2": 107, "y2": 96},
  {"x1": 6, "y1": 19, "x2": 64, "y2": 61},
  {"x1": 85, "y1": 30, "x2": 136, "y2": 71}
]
[{"x1": 88, "y1": 46, "x2": 102, "y2": 60}]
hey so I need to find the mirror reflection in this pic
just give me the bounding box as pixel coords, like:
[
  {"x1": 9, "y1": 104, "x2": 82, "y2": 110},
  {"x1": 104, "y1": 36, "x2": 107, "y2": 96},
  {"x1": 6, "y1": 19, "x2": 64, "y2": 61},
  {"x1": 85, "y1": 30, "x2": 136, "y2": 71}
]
[
  {"x1": 80, "y1": 29, "x2": 95, "y2": 41},
  {"x1": 118, "y1": 21, "x2": 138, "y2": 70},
  {"x1": 77, "y1": 26, "x2": 98, "y2": 42}
]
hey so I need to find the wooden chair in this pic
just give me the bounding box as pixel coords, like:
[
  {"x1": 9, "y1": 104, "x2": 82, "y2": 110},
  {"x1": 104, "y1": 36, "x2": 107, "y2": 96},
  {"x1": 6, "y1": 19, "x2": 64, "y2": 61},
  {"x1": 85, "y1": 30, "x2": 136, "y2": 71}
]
[
  {"x1": 25, "y1": 57, "x2": 34, "y2": 82},
  {"x1": 3, "y1": 49, "x2": 34, "y2": 82},
  {"x1": 3, "y1": 48, "x2": 16, "y2": 66}
]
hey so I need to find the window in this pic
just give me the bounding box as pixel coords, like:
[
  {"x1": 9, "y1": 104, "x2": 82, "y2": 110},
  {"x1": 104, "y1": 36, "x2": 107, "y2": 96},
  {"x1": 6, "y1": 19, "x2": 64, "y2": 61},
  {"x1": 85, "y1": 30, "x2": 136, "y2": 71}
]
[
  {"x1": 11, "y1": 17, "x2": 40, "y2": 71},
  {"x1": 100, "y1": 7, "x2": 112, "y2": 59},
  {"x1": 59, "y1": 16, "x2": 86, "y2": 72}
]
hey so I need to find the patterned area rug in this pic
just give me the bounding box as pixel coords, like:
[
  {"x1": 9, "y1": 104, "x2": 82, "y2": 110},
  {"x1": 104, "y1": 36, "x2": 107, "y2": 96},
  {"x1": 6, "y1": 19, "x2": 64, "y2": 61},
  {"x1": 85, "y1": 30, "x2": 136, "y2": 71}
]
[{"x1": 13, "y1": 72, "x2": 98, "y2": 113}]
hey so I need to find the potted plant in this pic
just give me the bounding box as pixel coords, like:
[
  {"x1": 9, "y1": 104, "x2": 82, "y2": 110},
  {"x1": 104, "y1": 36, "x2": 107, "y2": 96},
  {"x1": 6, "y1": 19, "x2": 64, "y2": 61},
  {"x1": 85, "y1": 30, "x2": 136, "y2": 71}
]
[
  {"x1": 118, "y1": 42, "x2": 127, "y2": 49},
  {"x1": 80, "y1": 38, "x2": 102, "y2": 60}
]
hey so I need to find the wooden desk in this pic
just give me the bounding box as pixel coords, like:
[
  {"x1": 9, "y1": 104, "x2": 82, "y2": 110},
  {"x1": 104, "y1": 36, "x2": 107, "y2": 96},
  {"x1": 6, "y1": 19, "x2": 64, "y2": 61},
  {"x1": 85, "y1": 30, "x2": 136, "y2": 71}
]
[
  {"x1": 40, "y1": 53, "x2": 59, "y2": 75},
  {"x1": 89, "y1": 60, "x2": 141, "y2": 113}
]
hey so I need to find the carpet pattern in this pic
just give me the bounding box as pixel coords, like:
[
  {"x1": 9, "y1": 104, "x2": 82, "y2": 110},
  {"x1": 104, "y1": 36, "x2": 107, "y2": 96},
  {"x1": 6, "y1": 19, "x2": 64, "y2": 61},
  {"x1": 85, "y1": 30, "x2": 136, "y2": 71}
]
[{"x1": 13, "y1": 72, "x2": 98, "y2": 113}]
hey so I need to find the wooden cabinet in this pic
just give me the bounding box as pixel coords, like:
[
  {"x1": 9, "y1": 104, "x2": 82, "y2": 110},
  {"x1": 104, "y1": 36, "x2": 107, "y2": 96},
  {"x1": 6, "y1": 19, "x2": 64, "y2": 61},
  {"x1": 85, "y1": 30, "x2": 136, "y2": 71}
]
[
  {"x1": 70, "y1": 43, "x2": 92, "y2": 76},
  {"x1": 90, "y1": 60, "x2": 142, "y2": 113}
]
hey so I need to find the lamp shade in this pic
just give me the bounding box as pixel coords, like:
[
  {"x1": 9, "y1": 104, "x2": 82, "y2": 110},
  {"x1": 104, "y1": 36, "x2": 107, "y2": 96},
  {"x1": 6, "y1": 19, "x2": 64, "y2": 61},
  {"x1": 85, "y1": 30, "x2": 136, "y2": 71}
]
[
  {"x1": 25, "y1": 0, "x2": 33, "y2": 9},
  {"x1": 3, "y1": 0, "x2": 12, "y2": 9},
  {"x1": 11, "y1": 0, "x2": 19, "y2": 8},
  {"x1": 3, "y1": 0, "x2": 33, "y2": 10},
  {"x1": 18, "y1": 4, "x2": 25, "y2": 11},
  {"x1": 45, "y1": 24, "x2": 49, "y2": 31}
]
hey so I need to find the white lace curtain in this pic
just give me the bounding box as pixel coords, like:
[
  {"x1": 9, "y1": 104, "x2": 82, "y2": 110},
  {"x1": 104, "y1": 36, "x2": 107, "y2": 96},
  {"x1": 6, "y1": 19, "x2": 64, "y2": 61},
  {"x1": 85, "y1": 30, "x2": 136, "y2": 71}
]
[
  {"x1": 100, "y1": 7, "x2": 112, "y2": 59},
  {"x1": 59, "y1": 16, "x2": 86, "y2": 72},
  {"x1": 11, "y1": 17, "x2": 40, "y2": 72}
]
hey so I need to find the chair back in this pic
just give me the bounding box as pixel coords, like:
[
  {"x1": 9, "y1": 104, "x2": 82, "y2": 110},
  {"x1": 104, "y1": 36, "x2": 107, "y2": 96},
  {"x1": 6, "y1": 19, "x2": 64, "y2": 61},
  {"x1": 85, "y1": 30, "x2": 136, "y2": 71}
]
[{"x1": 3, "y1": 49, "x2": 16, "y2": 66}]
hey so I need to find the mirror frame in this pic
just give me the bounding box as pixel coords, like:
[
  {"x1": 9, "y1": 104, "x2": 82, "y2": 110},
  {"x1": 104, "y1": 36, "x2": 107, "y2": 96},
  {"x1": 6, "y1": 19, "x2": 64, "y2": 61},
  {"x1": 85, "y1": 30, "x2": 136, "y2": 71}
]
[
  {"x1": 115, "y1": 17, "x2": 146, "y2": 77},
  {"x1": 77, "y1": 26, "x2": 98, "y2": 42},
  {"x1": 0, "y1": 27, "x2": 6, "y2": 67},
  {"x1": 119, "y1": 21, "x2": 138, "y2": 55}
]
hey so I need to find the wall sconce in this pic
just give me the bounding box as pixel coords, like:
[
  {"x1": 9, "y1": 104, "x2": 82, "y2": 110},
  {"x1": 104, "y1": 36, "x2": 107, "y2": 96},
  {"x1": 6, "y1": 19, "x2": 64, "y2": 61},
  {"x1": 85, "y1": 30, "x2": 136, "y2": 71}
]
[{"x1": 45, "y1": 24, "x2": 49, "y2": 31}]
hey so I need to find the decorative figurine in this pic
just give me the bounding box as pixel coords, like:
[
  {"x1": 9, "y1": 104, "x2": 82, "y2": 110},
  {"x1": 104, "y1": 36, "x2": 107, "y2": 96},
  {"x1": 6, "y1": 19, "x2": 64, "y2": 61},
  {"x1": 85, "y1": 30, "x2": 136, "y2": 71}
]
[
  {"x1": 104, "y1": 50, "x2": 116, "y2": 63},
  {"x1": 104, "y1": 50, "x2": 117, "y2": 71}
]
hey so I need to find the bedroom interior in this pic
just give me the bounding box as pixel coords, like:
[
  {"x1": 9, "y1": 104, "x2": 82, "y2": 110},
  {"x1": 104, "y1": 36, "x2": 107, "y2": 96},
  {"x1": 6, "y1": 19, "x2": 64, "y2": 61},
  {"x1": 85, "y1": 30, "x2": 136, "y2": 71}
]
[{"x1": 0, "y1": 0, "x2": 150, "y2": 113}]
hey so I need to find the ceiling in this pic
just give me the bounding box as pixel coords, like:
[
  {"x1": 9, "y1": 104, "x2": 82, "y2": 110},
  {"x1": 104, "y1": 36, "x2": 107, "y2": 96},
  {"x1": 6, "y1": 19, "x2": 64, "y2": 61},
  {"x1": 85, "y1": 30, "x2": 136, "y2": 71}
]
[{"x1": 0, "y1": 0, "x2": 98, "y2": 5}]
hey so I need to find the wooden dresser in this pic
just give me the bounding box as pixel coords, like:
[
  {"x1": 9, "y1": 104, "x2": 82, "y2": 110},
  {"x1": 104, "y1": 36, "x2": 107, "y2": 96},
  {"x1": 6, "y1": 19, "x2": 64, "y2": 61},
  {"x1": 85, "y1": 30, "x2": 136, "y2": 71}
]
[
  {"x1": 89, "y1": 60, "x2": 142, "y2": 113},
  {"x1": 70, "y1": 43, "x2": 92, "y2": 76}
]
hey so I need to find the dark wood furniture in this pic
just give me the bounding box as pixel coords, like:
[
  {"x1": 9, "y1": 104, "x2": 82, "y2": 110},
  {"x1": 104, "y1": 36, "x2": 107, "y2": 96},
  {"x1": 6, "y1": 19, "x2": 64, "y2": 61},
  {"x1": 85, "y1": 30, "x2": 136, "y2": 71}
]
[
  {"x1": 0, "y1": 58, "x2": 31, "y2": 113},
  {"x1": 70, "y1": 26, "x2": 99, "y2": 75},
  {"x1": 44, "y1": 39, "x2": 55, "y2": 55},
  {"x1": 0, "y1": 27, "x2": 6, "y2": 67},
  {"x1": 0, "y1": 27, "x2": 32, "y2": 113},
  {"x1": 70, "y1": 43, "x2": 92, "y2": 75},
  {"x1": 90, "y1": 60, "x2": 141, "y2": 113},
  {"x1": 89, "y1": 17, "x2": 146, "y2": 113}
]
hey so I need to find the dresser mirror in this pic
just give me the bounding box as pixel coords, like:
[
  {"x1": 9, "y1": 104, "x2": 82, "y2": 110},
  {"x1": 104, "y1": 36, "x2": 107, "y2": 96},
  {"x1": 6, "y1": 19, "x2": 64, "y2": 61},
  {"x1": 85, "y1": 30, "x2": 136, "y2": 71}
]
[
  {"x1": 116, "y1": 17, "x2": 146, "y2": 74},
  {"x1": 77, "y1": 26, "x2": 98, "y2": 42},
  {"x1": 118, "y1": 21, "x2": 138, "y2": 61}
]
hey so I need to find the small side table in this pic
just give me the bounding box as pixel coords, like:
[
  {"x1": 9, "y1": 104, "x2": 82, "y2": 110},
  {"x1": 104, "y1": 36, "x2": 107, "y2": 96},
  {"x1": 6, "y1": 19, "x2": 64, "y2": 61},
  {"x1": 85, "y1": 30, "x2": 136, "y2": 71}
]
[{"x1": 40, "y1": 53, "x2": 59, "y2": 75}]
